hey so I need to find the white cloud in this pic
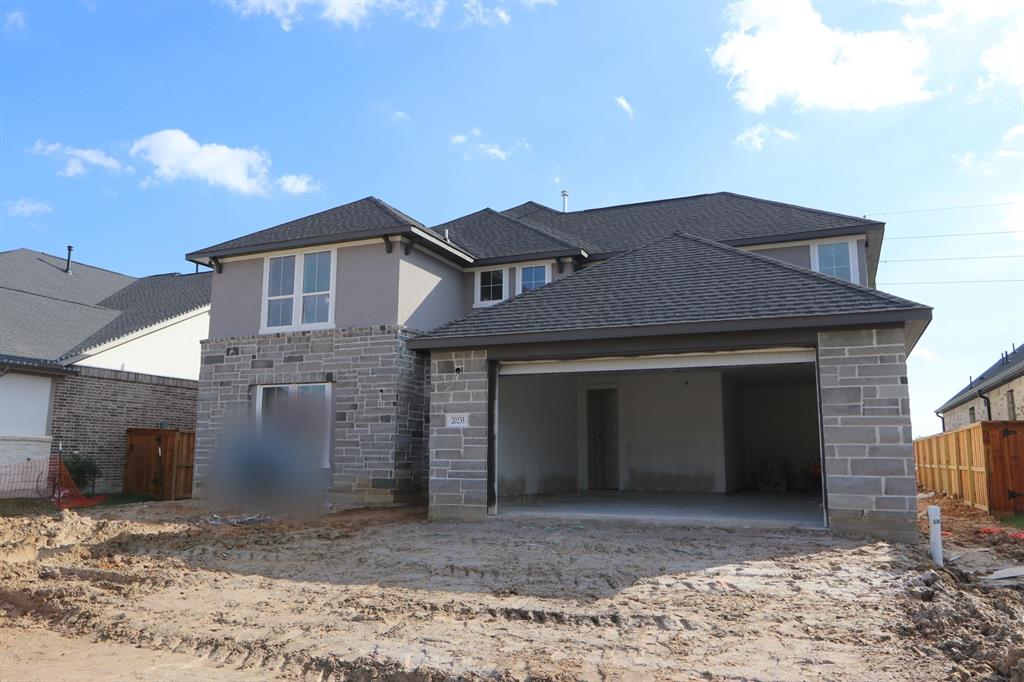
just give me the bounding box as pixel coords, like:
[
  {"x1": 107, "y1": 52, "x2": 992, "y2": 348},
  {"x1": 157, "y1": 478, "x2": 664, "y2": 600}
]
[
  {"x1": 463, "y1": 0, "x2": 511, "y2": 26},
  {"x1": 33, "y1": 139, "x2": 130, "y2": 177},
  {"x1": 450, "y1": 133, "x2": 467, "y2": 144},
  {"x1": 979, "y1": 19, "x2": 1024, "y2": 89},
  {"x1": 223, "y1": 0, "x2": 520, "y2": 31},
  {"x1": 6, "y1": 198, "x2": 52, "y2": 218},
  {"x1": 131, "y1": 129, "x2": 273, "y2": 195},
  {"x1": 614, "y1": 95, "x2": 634, "y2": 120},
  {"x1": 711, "y1": 0, "x2": 932, "y2": 112},
  {"x1": 478, "y1": 143, "x2": 508, "y2": 160},
  {"x1": 277, "y1": 174, "x2": 321, "y2": 195},
  {"x1": 735, "y1": 123, "x2": 797, "y2": 151},
  {"x1": 391, "y1": 110, "x2": 411, "y2": 122},
  {"x1": 914, "y1": 346, "x2": 941, "y2": 363},
  {"x1": 3, "y1": 9, "x2": 26, "y2": 32},
  {"x1": 522, "y1": 0, "x2": 555, "y2": 6},
  {"x1": 450, "y1": 127, "x2": 482, "y2": 144},
  {"x1": 1003, "y1": 124, "x2": 1024, "y2": 144},
  {"x1": 902, "y1": 0, "x2": 1022, "y2": 31}
]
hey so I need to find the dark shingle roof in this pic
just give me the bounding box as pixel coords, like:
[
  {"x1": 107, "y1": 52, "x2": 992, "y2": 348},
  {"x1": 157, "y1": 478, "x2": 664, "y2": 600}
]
[
  {"x1": 412, "y1": 232, "x2": 928, "y2": 346},
  {"x1": 187, "y1": 196, "x2": 424, "y2": 261},
  {"x1": 937, "y1": 343, "x2": 1024, "y2": 414},
  {"x1": 67, "y1": 272, "x2": 212, "y2": 356},
  {"x1": 431, "y1": 208, "x2": 586, "y2": 261},
  {"x1": 0, "y1": 249, "x2": 211, "y2": 363},
  {"x1": 494, "y1": 192, "x2": 881, "y2": 256},
  {"x1": 0, "y1": 248, "x2": 135, "y2": 305}
]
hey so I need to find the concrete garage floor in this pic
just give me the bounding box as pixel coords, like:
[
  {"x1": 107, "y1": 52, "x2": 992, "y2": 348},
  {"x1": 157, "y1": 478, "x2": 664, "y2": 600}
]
[{"x1": 497, "y1": 490, "x2": 825, "y2": 528}]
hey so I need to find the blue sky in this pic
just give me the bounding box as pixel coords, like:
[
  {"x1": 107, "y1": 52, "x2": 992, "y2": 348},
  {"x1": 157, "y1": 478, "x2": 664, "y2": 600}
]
[{"x1": 1, "y1": 0, "x2": 1022, "y2": 435}]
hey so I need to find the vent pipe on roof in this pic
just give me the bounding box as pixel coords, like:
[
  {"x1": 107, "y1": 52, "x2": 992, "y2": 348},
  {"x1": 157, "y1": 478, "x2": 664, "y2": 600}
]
[
  {"x1": 64, "y1": 245, "x2": 73, "y2": 274},
  {"x1": 561, "y1": 190, "x2": 569, "y2": 213}
]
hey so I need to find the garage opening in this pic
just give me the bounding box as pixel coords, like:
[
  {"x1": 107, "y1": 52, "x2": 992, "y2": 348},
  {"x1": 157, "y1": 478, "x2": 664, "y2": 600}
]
[{"x1": 493, "y1": 351, "x2": 825, "y2": 528}]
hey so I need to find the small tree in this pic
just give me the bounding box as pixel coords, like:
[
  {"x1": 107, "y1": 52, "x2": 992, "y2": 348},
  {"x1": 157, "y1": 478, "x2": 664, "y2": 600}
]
[{"x1": 63, "y1": 453, "x2": 101, "y2": 495}]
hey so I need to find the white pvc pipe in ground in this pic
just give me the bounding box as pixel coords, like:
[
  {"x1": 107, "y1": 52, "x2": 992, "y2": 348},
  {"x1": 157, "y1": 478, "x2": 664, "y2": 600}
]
[{"x1": 927, "y1": 505, "x2": 943, "y2": 567}]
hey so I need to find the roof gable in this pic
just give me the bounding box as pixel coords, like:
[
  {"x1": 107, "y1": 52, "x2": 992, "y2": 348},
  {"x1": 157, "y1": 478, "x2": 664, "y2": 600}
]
[
  {"x1": 187, "y1": 196, "x2": 423, "y2": 261},
  {"x1": 431, "y1": 208, "x2": 584, "y2": 261},
  {"x1": 413, "y1": 231, "x2": 928, "y2": 346}
]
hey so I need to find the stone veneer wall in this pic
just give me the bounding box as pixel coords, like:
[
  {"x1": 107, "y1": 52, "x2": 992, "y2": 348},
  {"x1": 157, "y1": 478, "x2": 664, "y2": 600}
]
[
  {"x1": 818, "y1": 328, "x2": 917, "y2": 542},
  {"x1": 193, "y1": 326, "x2": 427, "y2": 503},
  {"x1": 49, "y1": 367, "x2": 198, "y2": 493},
  {"x1": 428, "y1": 349, "x2": 489, "y2": 520}
]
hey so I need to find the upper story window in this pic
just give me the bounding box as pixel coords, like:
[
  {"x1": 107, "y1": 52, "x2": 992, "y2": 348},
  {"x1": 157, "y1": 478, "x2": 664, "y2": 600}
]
[
  {"x1": 262, "y1": 249, "x2": 335, "y2": 332},
  {"x1": 815, "y1": 242, "x2": 854, "y2": 283},
  {"x1": 517, "y1": 264, "x2": 550, "y2": 294},
  {"x1": 474, "y1": 268, "x2": 507, "y2": 307}
]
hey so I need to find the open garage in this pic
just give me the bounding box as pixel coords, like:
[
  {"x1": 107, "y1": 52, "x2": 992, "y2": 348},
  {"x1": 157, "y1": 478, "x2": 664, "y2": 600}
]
[{"x1": 493, "y1": 349, "x2": 825, "y2": 527}]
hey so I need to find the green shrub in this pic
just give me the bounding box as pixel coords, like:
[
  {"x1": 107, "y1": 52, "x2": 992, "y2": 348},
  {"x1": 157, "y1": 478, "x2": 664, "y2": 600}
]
[{"x1": 63, "y1": 453, "x2": 101, "y2": 492}]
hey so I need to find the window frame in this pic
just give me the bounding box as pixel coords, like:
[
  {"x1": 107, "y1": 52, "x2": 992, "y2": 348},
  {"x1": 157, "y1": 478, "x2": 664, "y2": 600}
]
[
  {"x1": 260, "y1": 247, "x2": 337, "y2": 333},
  {"x1": 473, "y1": 267, "x2": 510, "y2": 308},
  {"x1": 514, "y1": 261, "x2": 552, "y2": 295},
  {"x1": 810, "y1": 238, "x2": 860, "y2": 285},
  {"x1": 254, "y1": 382, "x2": 332, "y2": 468}
]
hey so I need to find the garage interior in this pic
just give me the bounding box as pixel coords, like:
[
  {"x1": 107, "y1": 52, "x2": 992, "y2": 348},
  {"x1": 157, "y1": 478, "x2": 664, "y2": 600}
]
[{"x1": 494, "y1": 352, "x2": 825, "y2": 527}]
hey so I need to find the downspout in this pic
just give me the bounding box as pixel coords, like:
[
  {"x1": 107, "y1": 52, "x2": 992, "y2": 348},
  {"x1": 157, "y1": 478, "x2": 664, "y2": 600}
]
[
  {"x1": 936, "y1": 411, "x2": 945, "y2": 432},
  {"x1": 977, "y1": 390, "x2": 992, "y2": 421}
]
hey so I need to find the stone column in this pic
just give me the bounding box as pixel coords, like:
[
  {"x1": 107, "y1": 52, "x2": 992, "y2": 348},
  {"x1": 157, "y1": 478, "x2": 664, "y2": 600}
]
[
  {"x1": 818, "y1": 327, "x2": 917, "y2": 542},
  {"x1": 428, "y1": 349, "x2": 489, "y2": 520}
]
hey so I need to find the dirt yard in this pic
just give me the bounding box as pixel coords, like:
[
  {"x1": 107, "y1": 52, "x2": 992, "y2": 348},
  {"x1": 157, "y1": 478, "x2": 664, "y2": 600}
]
[{"x1": 2, "y1": 498, "x2": 1023, "y2": 681}]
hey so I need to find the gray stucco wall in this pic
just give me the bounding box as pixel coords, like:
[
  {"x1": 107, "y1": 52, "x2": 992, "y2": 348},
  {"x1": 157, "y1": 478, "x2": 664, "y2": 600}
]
[
  {"x1": 755, "y1": 245, "x2": 811, "y2": 269},
  {"x1": 399, "y1": 247, "x2": 465, "y2": 332},
  {"x1": 336, "y1": 244, "x2": 400, "y2": 328},
  {"x1": 209, "y1": 257, "x2": 263, "y2": 339}
]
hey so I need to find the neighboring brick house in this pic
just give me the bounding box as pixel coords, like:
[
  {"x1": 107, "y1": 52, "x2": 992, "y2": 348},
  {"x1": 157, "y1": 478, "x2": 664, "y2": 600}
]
[
  {"x1": 187, "y1": 192, "x2": 932, "y2": 541},
  {"x1": 0, "y1": 248, "x2": 210, "y2": 492},
  {"x1": 937, "y1": 343, "x2": 1024, "y2": 431}
]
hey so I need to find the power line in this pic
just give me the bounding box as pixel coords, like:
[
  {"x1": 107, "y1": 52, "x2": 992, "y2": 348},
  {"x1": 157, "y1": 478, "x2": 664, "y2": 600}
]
[
  {"x1": 887, "y1": 230, "x2": 1024, "y2": 240},
  {"x1": 881, "y1": 254, "x2": 1024, "y2": 263},
  {"x1": 866, "y1": 201, "x2": 1019, "y2": 217},
  {"x1": 879, "y1": 279, "x2": 1024, "y2": 284}
]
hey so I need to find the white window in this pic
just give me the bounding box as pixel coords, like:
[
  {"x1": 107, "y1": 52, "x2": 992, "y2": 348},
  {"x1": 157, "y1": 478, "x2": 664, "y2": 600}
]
[
  {"x1": 516, "y1": 263, "x2": 551, "y2": 294},
  {"x1": 812, "y1": 241, "x2": 858, "y2": 284},
  {"x1": 474, "y1": 268, "x2": 507, "y2": 307},
  {"x1": 255, "y1": 383, "x2": 331, "y2": 467},
  {"x1": 261, "y1": 249, "x2": 336, "y2": 332}
]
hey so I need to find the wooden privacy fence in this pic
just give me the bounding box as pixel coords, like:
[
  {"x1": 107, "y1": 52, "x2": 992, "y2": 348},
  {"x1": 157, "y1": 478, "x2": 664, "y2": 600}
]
[
  {"x1": 914, "y1": 421, "x2": 1024, "y2": 514},
  {"x1": 123, "y1": 428, "x2": 195, "y2": 500}
]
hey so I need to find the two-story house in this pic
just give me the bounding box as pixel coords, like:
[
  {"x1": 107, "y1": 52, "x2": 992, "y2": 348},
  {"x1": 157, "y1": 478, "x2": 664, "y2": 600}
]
[{"x1": 186, "y1": 192, "x2": 931, "y2": 541}]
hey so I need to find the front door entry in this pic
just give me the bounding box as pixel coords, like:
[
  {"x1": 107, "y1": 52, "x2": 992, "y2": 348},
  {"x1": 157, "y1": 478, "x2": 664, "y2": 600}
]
[{"x1": 587, "y1": 388, "x2": 619, "y2": 490}]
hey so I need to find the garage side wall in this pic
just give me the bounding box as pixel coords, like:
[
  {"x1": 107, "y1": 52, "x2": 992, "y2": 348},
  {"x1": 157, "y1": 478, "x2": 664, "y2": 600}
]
[
  {"x1": 429, "y1": 349, "x2": 489, "y2": 520},
  {"x1": 818, "y1": 327, "x2": 916, "y2": 542},
  {"x1": 49, "y1": 367, "x2": 198, "y2": 493}
]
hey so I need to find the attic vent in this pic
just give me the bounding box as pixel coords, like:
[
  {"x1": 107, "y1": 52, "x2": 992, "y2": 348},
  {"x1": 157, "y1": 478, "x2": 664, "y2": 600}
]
[
  {"x1": 561, "y1": 190, "x2": 569, "y2": 213},
  {"x1": 64, "y1": 245, "x2": 73, "y2": 274}
]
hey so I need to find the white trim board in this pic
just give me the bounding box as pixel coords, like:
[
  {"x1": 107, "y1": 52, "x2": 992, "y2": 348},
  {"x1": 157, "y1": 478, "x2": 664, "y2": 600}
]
[{"x1": 498, "y1": 348, "x2": 816, "y2": 376}]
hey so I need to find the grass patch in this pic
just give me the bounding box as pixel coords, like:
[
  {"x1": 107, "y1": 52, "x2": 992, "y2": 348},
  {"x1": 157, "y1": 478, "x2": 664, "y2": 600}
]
[
  {"x1": 95, "y1": 493, "x2": 158, "y2": 506},
  {"x1": 0, "y1": 493, "x2": 159, "y2": 517},
  {"x1": 1001, "y1": 514, "x2": 1024, "y2": 529}
]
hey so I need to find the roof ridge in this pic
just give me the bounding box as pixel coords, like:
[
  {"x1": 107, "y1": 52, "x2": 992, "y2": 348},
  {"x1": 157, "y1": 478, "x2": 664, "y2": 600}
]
[
  {"x1": 716, "y1": 191, "x2": 883, "y2": 228},
  {"x1": 32, "y1": 251, "x2": 136, "y2": 279},
  {"x1": 669, "y1": 230, "x2": 926, "y2": 310},
  {"x1": 484, "y1": 208, "x2": 583, "y2": 251},
  {"x1": 0, "y1": 284, "x2": 116, "y2": 310},
  {"x1": 564, "y1": 192, "x2": 715, "y2": 215},
  {"x1": 366, "y1": 196, "x2": 425, "y2": 228}
]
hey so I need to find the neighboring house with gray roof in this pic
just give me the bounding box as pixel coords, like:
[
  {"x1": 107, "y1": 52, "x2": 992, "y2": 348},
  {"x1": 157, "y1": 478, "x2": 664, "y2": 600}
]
[
  {"x1": 187, "y1": 192, "x2": 932, "y2": 541},
  {"x1": 0, "y1": 248, "x2": 211, "y2": 491},
  {"x1": 936, "y1": 342, "x2": 1024, "y2": 431}
]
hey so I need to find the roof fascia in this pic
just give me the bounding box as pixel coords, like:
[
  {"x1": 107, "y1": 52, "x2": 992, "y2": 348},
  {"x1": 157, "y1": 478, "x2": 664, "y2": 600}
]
[
  {"x1": 936, "y1": 361, "x2": 1024, "y2": 414},
  {"x1": 407, "y1": 308, "x2": 932, "y2": 350}
]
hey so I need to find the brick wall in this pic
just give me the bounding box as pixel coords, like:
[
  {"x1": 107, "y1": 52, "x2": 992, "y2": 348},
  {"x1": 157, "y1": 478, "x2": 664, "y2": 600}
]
[
  {"x1": 942, "y1": 373, "x2": 1024, "y2": 431},
  {"x1": 49, "y1": 367, "x2": 198, "y2": 493},
  {"x1": 428, "y1": 349, "x2": 489, "y2": 520},
  {"x1": 818, "y1": 328, "x2": 917, "y2": 542},
  {"x1": 193, "y1": 326, "x2": 428, "y2": 503}
]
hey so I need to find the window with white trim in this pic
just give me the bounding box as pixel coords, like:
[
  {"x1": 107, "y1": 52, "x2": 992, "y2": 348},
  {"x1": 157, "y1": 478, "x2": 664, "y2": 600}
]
[
  {"x1": 262, "y1": 249, "x2": 335, "y2": 331},
  {"x1": 475, "y1": 269, "x2": 506, "y2": 307},
  {"x1": 255, "y1": 383, "x2": 331, "y2": 467},
  {"x1": 816, "y1": 242, "x2": 853, "y2": 282},
  {"x1": 517, "y1": 264, "x2": 549, "y2": 293}
]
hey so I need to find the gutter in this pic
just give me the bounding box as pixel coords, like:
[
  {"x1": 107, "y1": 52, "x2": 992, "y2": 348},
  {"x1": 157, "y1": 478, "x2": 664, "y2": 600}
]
[
  {"x1": 978, "y1": 389, "x2": 992, "y2": 421},
  {"x1": 935, "y1": 360, "x2": 1024, "y2": 415}
]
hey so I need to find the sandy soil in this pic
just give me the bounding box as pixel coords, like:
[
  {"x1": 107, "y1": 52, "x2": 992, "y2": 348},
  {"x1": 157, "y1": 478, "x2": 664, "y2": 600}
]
[{"x1": 1, "y1": 499, "x2": 1022, "y2": 681}]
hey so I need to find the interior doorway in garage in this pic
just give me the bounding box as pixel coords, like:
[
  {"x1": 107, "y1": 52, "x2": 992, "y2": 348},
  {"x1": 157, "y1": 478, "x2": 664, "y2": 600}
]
[{"x1": 493, "y1": 351, "x2": 825, "y2": 528}]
